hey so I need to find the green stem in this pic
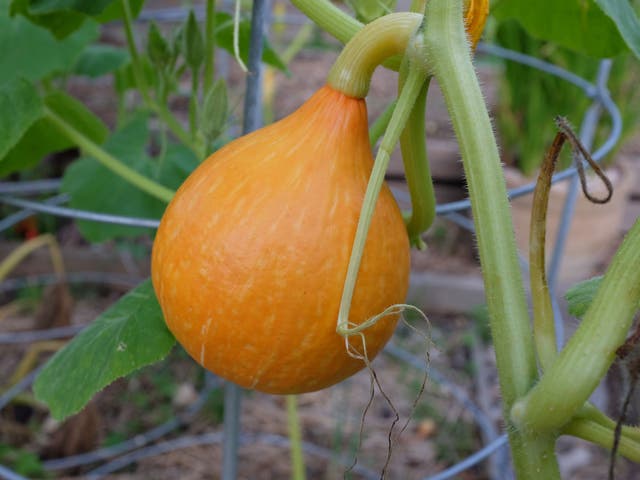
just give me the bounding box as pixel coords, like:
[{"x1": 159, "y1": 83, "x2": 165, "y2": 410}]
[
  {"x1": 286, "y1": 395, "x2": 306, "y2": 480},
  {"x1": 203, "y1": 0, "x2": 217, "y2": 95},
  {"x1": 290, "y1": 0, "x2": 361, "y2": 45},
  {"x1": 120, "y1": 0, "x2": 151, "y2": 104},
  {"x1": 150, "y1": 101, "x2": 201, "y2": 157},
  {"x1": 424, "y1": 0, "x2": 536, "y2": 407},
  {"x1": 369, "y1": 100, "x2": 396, "y2": 147},
  {"x1": 422, "y1": 1, "x2": 555, "y2": 477},
  {"x1": 46, "y1": 108, "x2": 174, "y2": 203},
  {"x1": 189, "y1": 72, "x2": 199, "y2": 136},
  {"x1": 529, "y1": 133, "x2": 564, "y2": 371},
  {"x1": 337, "y1": 60, "x2": 425, "y2": 335},
  {"x1": 292, "y1": 0, "x2": 404, "y2": 72},
  {"x1": 326, "y1": 13, "x2": 421, "y2": 98},
  {"x1": 512, "y1": 219, "x2": 640, "y2": 433},
  {"x1": 579, "y1": 403, "x2": 640, "y2": 442},
  {"x1": 563, "y1": 417, "x2": 640, "y2": 462},
  {"x1": 398, "y1": 67, "x2": 435, "y2": 248}
]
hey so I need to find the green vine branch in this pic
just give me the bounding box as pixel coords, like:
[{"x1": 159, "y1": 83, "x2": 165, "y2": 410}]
[
  {"x1": 46, "y1": 108, "x2": 175, "y2": 203},
  {"x1": 512, "y1": 218, "x2": 640, "y2": 434}
]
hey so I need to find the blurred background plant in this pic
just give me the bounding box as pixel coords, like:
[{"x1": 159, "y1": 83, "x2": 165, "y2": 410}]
[{"x1": 490, "y1": 0, "x2": 640, "y2": 176}]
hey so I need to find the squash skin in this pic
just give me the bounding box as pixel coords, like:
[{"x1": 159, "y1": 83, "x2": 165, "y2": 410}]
[{"x1": 152, "y1": 86, "x2": 410, "y2": 394}]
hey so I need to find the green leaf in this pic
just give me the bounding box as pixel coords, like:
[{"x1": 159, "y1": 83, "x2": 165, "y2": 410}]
[
  {"x1": 184, "y1": 10, "x2": 204, "y2": 71},
  {"x1": 94, "y1": 0, "x2": 143, "y2": 23},
  {"x1": 565, "y1": 276, "x2": 603, "y2": 318},
  {"x1": 74, "y1": 44, "x2": 129, "y2": 77},
  {"x1": 10, "y1": 0, "x2": 88, "y2": 39},
  {"x1": 200, "y1": 78, "x2": 228, "y2": 144},
  {"x1": 33, "y1": 279, "x2": 175, "y2": 421},
  {"x1": 27, "y1": 0, "x2": 113, "y2": 16},
  {"x1": 157, "y1": 143, "x2": 199, "y2": 190},
  {"x1": 594, "y1": 0, "x2": 640, "y2": 59},
  {"x1": 147, "y1": 21, "x2": 171, "y2": 70},
  {"x1": 61, "y1": 113, "x2": 167, "y2": 242},
  {"x1": 0, "y1": 78, "x2": 43, "y2": 162},
  {"x1": 346, "y1": 0, "x2": 397, "y2": 23},
  {"x1": 215, "y1": 12, "x2": 287, "y2": 72},
  {"x1": 0, "y1": 89, "x2": 107, "y2": 176},
  {"x1": 492, "y1": 0, "x2": 628, "y2": 57},
  {"x1": 0, "y1": 4, "x2": 99, "y2": 81}
]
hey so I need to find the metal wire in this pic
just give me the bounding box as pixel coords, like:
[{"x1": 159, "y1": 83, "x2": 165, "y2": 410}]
[
  {"x1": 0, "y1": 194, "x2": 68, "y2": 234},
  {"x1": 221, "y1": 2, "x2": 271, "y2": 479},
  {"x1": 0, "y1": 465, "x2": 28, "y2": 480},
  {"x1": 0, "y1": 196, "x2": 161, "y2": 228},
  {"x1": 0, "y1": 179, "x2": 62, "y2": 196}
]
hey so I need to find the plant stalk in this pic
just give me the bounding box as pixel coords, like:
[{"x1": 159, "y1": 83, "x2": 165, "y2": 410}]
[
  {"x1": 512, "y1": 219, "x2": 640, "y2": 433},
  {"x1": 422, "y1": 0, "x2": 557, "y2": 476},
  {"x1": 286, "y1": 395, "x2": 306, "y2": 480},
  {"x1": 326, "y1": 13, "x2": 421, "y2": 98},
  {"x1": 398, "y1": 66, "x2": 435, "y2": 247},
  {"x1": 529, "y1": 133, "x2": 564, "y2": 370},
  {"x1": 120, "y1": 0, "x2": 152, "y2": 104},
  {"x1": 203, "y1": 0, "x2": 217, "y2": 94},
  {"x1": 337, "y1": 59, "x2": 425, "y2": 335},
  {"x1": 46, "y1": 108, "x2": 174, "y2": 203}
]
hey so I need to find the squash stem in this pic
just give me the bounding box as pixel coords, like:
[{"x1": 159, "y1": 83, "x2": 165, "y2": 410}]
[
  {"x1": 326, "y1": 13, "x2": 422, "y2": 98},
  {"x1": 290, "y1": 0, "x2": 361, "y2": 45},
  {"x1": 421, "y1": 0, "x2": 559, "y2": 477},
  {"x1": 398, "y1": 64, "x2": 435, "y2": 248},
  {"x1": 337, "y1": 57, "x2": 425, "y2": 336}
]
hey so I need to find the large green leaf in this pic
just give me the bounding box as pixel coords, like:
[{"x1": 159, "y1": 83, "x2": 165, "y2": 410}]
[
  {"x1": 27, "y1": 0, "x2": 113, "y2": 16},
  {"x1": 492, "y1": 0, "x2": 628, "y2": 57},
  {"x1": 93, "y1": 0, "x2": 143, "y2": 23},
  {"x1": 60, "y1": 113, "x2": 169, "y2": 242},
  {"x1": 594, "y1": 0, "x2": 640, "y2": 59},
  {"x1": 215, "y1": 12, "x2": 287, "y2": 72},
  {"x1": 0, "y1": 90, "x2": 108, "y2": 176},
  {"x1": 73, "y1": 44, "x2": 129, "y2": 78},
  {"x1": 0, "y1": 2, "x2": 98, "y2": 81},
  {"x1": 33, "y1": 279, "x2": 175, "y2": 421},
  {"x1": 0, "y1": 79, "x2": 43, "y2": 162}
]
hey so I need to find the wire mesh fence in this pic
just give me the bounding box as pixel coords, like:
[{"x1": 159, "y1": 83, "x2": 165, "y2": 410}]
[{"x1": 0, "y1": 1, "x2": 625, "y2": 479}]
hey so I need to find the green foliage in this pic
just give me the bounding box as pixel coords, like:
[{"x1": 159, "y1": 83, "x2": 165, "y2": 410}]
[
  {"x1": 346, "y1": 0, "x2": 397, "y2": 23},
  {"x1": 200, "y1": 78, "x2": 228, "y2": 145},
  {"x1": 33, "y1": 279, "x2": 175, "y2": 421},
  {"x1": 215, "y1": 11, "x2": 287, "y2": 72},
  {"x1": 74, "y1": 43, "x2": 129, "y2": 77},
  {"x1": 594, "y1": 0, "x2": 640, "y2": 59},
  {"x1": 565, "y1": 276, "x2": 603, "y2": 319},
  {"x1": 185, "y1": 10, "x2": 204, "y2": 71},
  {"x1": 0, "y1": 2, "x2": 99, "y2": 82},
  {"x1": 60, "y1": 114, "x2": 187, "y2": 242},
  {"x1": 0, "y1": 444, "x2": 45, "y2": 477},
  {"x1": 492, "y1": 0, "x2": 628, "y2": 58},
  {"x1": 0, "y1": 78, "x2": 43, "y2": 162},
  {"x1": 0, "y1": 89, "x2": 108, "y2": 176},
  {"x1": 10, "y1": 0, "x2": 144, "y2": 37}
]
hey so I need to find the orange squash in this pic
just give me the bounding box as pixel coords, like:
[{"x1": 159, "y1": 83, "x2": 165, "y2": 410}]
[{"x1": 152, "y1": 86, "x2": 410, "y2": 394}]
